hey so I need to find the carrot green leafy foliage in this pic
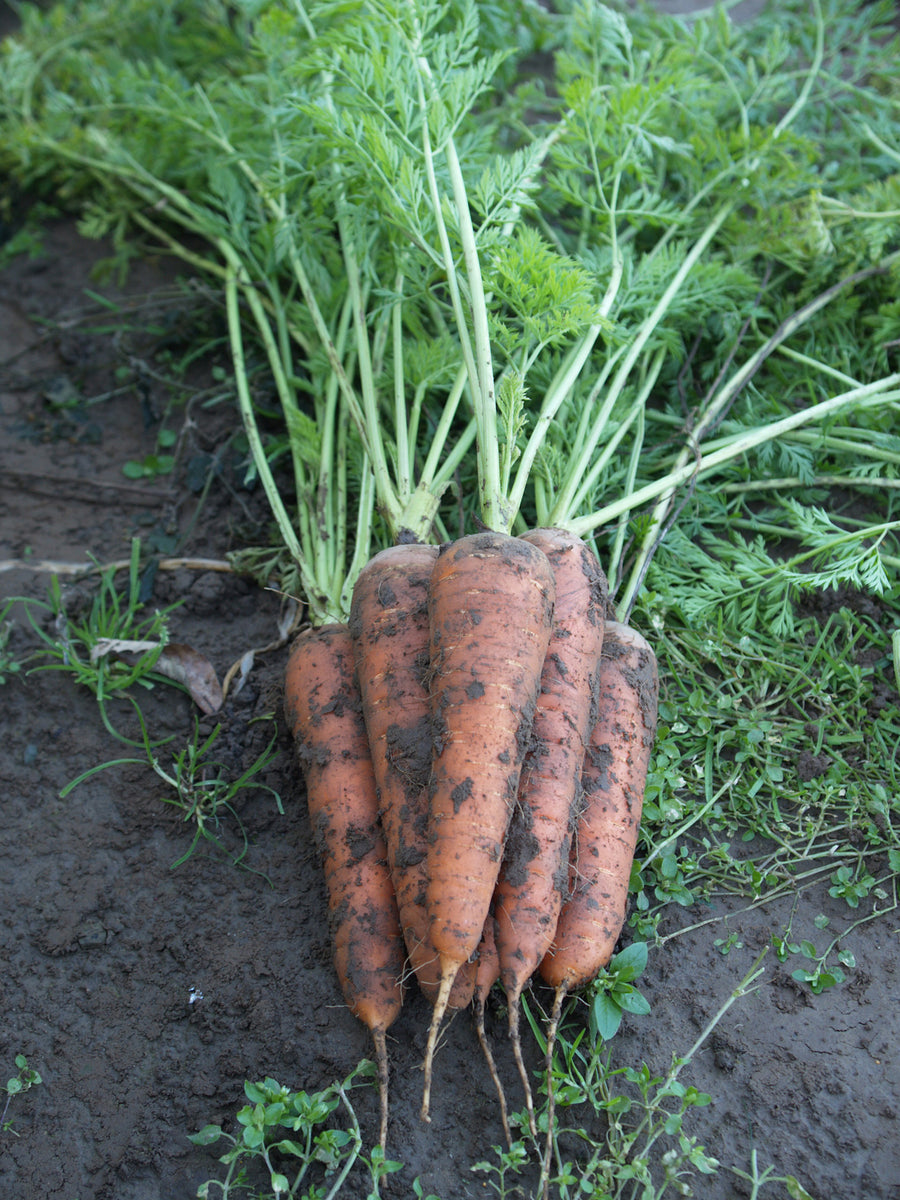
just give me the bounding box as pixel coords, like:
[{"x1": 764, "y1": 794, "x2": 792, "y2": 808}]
[{"x1": 3, "y1": 0, "x2": 900, "y2": 620}]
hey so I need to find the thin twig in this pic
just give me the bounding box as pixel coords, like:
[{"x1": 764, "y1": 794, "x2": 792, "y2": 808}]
[
  {"x1": 0, "y1": 555, "x2": 234, "y2": 576},
  {"x1": 0, "y1": 467, "x2": 173, "y2": 505}
]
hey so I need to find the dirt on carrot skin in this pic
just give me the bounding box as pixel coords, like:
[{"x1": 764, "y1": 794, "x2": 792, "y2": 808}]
[{"x1": 1, "y1": 221, "x2": 898, "y2": 1200}]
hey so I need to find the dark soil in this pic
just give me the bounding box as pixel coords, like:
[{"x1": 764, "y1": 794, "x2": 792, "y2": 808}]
[{"x1": 2, "y1": 221, "x2": 898, "y2": 1200}]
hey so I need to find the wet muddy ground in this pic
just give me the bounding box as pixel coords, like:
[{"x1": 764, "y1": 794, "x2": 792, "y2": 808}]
[{"x1": 1, "y1": 221, "x2": 898, "y2": 1200}]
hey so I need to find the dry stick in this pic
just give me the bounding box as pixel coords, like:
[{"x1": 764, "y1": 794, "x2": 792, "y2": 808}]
[
  {"x1": 0, "y1": 467, "x2": 174, "y2": 505},
  {"x1": 0, "y1": 555, "x2": 234, "y2": 576}
]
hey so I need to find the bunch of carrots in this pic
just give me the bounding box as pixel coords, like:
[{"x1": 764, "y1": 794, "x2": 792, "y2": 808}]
[{"x1": 283, "y1": 526, "x2": 658, "y2": 1165}]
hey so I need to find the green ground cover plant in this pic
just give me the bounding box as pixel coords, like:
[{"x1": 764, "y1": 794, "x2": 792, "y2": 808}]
[
  {"x1": 1, "y1": 1055, "x2": 43, "y2": 1138},
  {"x1": 2, "y1": 0, "x2": 899, "y2": 1194}
]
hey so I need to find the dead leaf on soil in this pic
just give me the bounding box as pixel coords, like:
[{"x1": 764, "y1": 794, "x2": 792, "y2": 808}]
[
  {"x1": 222, "y1": 649, "x2": 255, "y2": 701},
  {"x1": 221, "y1": 596, "x2": 300, "y2": 702},
  {"x1": 91, "y1": 638, "x2": 223, "y2": 714}
]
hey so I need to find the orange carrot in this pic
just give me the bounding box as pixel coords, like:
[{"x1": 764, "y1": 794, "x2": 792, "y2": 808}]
[
  {"x1": 349, "y1": 543, "x2": 475, "y2": 1011},
  {"x1": 283, "y1": 622, "x2": 405, "y2": 1151},
  {"x1": 493, "y1": 528, "x2": 607, "y2": 1132},
  {"x1": 538, "y1": 620, "x2": 659, "y2": 1198},
  {"x1": 421, "y1": 530, "x2": 556, "y2": 1121}
]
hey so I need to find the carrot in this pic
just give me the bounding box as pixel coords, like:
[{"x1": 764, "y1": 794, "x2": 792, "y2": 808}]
[
  {"x1": 349, "y1": 543, "x2": 475, "y2": 1011},
  {"x1": 283, "y1": 622, "x2": 405, "y2": 1151},
  {"x1": 471, "y1": 906, "x2": 511, "y2": 1147},
  {"x1": 537, "y1": 620, "x2": 659, "y2": 1199},
  {"x1": 421, "y1": 530, "x2": 556, "y2": 1121},
  {"x1": 493, "y1": 528, "x2": 607, "y2": 1133}
]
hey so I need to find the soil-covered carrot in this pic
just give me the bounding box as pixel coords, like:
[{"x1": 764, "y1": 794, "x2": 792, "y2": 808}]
[
  {"x1": 421, "y1": 530, "x2": 556, "y2": 1120},
  {"x1": 540, "y1": 621, "x2": 658, "y2": 992},
  {"x1": 494, "y1": 527, "x2": 607, "y2": 1132},
  {"x1": 349, "y1": 543, "x2": 475, "y2": 1011},
  {"x1": 283, "y1": 622, "x2": 405, "y2": 1150},
  {"x1": 537, "y1": 620, "x2": 658, "y2": 1198}
]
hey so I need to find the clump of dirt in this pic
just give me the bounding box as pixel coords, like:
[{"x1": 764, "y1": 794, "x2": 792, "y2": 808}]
[{"x1": 2, "y1": 222, "x2": 898, "y2": 1200}]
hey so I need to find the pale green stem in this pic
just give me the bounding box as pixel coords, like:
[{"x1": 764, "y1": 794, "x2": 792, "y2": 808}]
[
  {"x1": 782, "y1": 430, "x2": 900, "y2": 466},
  {"x1": 772, "y1": 345, "x2": 861, "y2": 388},
  {"x1": 507, "y1": 248, "x2": 624, "y2": 520},
  {"x1": 696, "y1": 425, "x2": 900, "y2": 466},
  {"x1": 339, "y1": 229, "x2": 402, "y2": 529},
  {"x1": 549, "y1": 204, "x2": 733, "y2": 525},
  {"x1": 721, "y1": 474, "x2": 900, "y2": 495},
  {"x1": 569, "y1": 347, "x2": 665, "y2": 519},
  {"x1": 415, "y1": 73, "x2": 479, "y2": 416},
  {"x1": 419, "y1": 365, "x2": 470, "y2": 488},
  {"x1": 606, "y1": 390, "x2": 646, "y2": 591},
  {"x1": 445, "y1": 132, "x2": 503, "y2": 529},
  {"x1": 573, "y1": 375, "x2": 900, "y2": 539},
  {"x1": 431, "y1": 417, "x2": 478, "y2": 491},
  {"x1": 392, "y1": 278, "x2": 411, "y2": 503},
  {"x1": 323, "y1": 294, "x2": 356, "y2": 584},
  {"x1": 340, "y1": 466, "x2": 377, "y2": 616},
  {"x1": 224, "y1": 266, "x2": 313, "y2": 597},
  {"x1": 772, "y1": 0, "x2": 825, "y2": 142},
  {"x1": 407, "y1": 381, "x2": 427, "y2": 483},
  {"x1": 236, "y1": 270, "x2": 311, "y2": 535},
  {"x1": 570, "y1": 345, "x2": 628, "y2": 454},
  {"x1": 863, "y1": 122, "x2": 900, "y2": 165},
  {"x1": 330, "y1": 396, "x2": 348, "y2": 594}
]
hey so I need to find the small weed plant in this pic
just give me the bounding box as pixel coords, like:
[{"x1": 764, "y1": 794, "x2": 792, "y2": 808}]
[
  {"x1": 61, "y1": 710, "x2": 283, "y2": 875},
  {"x1": 2, "y1": 538, "x2": 181, "y2": 744},
  {"x1": 1, "y1": 1055, "x2": 42, "y2": 1136},
  {"x1": 190, "y1": 1062, "x2": 401, "y2": 1199},
  {"x1": 122, "y1": 426, "x2": 178, "y2": 480},
  {"x1": 3, "y1": 537, "x2": 283, "y2": 874}
]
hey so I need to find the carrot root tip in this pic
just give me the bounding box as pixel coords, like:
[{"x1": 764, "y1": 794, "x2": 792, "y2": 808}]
[
  {"x1": 475, "y1": 997, "x2": 511, "y2": 1148},
  {"x1": 507, "y1": 996, "x2": 537, "y2": 1139},
  {"x1": 373, "y1": 1028, "x2": 390, "y2": 1152},
  {"x1": 539, "y1": 984, "x2": 568, "y2": 1200},
  {"x1": 420, "y1": 958, "x2": 461, "y2": 1123}
]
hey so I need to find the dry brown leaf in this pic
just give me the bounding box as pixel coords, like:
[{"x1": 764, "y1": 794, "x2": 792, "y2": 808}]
[
  {"x1": 153, "y1": 643, "x2": 223, "y2": 714},
  {"x1": 222, "y1": 649, "x2": 255, "y2": 702},
  {"x1": 90, "y1": 637, "x2": 157, "y2": 662},
  {"x1": 220, "y1": 597, "x2": 300, "y2": 701},
  {"x1": 90, "y1": 638, "x2": 223, "y2": 714}
]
